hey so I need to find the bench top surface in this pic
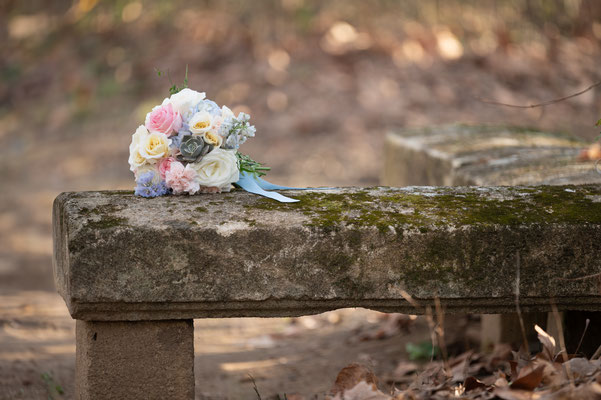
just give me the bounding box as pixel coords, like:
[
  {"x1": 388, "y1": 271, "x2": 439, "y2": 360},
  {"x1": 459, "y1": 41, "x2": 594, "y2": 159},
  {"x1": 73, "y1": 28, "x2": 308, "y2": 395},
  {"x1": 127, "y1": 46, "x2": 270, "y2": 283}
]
[{"x1": 53, "y1": 186, "x2": 601, "y2": 320}]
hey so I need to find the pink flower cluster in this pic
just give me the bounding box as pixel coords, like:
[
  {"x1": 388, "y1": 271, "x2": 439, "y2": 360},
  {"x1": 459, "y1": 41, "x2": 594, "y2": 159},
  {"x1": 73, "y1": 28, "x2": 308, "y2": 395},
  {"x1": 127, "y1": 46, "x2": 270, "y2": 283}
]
[
  {"x1": 145, "y1": 103, "x2": 182, "y2": 136},
  {"x1": 164, "y1": 161, "x2": 199, "y2": 194}
]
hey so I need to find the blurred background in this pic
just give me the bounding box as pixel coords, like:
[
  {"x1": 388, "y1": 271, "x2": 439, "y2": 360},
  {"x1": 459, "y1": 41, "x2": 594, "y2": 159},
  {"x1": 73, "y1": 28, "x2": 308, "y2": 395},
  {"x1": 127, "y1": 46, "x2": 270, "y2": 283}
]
[{"x1": 1, "y1": 0, "x2": 601, "y2": 398}]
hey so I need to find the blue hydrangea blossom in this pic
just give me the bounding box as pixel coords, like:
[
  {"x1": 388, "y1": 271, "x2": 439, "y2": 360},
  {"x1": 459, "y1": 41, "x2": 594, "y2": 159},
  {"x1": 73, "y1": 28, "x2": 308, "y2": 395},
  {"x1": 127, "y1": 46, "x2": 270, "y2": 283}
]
[{"x1": 134, "y1": 171, "x2": 169, "y2": 198}]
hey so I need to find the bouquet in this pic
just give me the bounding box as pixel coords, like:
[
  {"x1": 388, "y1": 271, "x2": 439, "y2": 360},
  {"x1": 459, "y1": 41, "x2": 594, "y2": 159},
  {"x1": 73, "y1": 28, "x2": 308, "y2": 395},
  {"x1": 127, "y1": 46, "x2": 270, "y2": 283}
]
[{"x1": 128, "y1": 87, "x2": 269, "y2": 198}]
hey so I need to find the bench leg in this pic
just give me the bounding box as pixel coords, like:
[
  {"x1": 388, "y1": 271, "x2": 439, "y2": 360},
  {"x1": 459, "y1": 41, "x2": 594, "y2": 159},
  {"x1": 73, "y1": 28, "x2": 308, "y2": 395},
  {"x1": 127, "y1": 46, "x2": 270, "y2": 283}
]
[{"x1": 76, "y1": 319, "x2": 194, "y2": 400}]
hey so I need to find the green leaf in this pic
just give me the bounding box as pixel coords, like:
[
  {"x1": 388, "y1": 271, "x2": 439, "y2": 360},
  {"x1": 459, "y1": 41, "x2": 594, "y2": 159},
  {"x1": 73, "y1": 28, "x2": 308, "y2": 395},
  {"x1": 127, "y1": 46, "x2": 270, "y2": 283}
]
[
  {"x1": 406, "y1": 341, "x2": 440, "y2": 361},
  {"x1": 155, "y1": 66, "x2": 190, "y2": 95},
  {"x1": 183, "y1": 64, "x2": 189, "y2": 89},
  {"x1": 237, "y1": 153, "x2": 270, "y2": 178},
  {"x1": 41, "y1": 372, "x2": 64, "y2": 399}
]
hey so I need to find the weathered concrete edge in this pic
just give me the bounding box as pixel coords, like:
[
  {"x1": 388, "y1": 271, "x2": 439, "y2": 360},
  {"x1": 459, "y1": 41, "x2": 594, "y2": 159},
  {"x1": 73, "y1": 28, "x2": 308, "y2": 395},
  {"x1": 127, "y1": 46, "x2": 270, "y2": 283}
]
[
  {"x1": 68, "y1": 297, "x2": 601, "y2": 321},
  {"x1": 53, "y1": 192, "x2": 70, "y2": 305}
]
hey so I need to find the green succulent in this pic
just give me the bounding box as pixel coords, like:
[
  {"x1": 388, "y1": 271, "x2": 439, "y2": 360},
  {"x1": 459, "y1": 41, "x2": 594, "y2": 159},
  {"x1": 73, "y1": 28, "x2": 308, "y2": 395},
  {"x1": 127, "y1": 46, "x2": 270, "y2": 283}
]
[{"x1": 177, "y1": 135, "x2": 213, "y2": 163}]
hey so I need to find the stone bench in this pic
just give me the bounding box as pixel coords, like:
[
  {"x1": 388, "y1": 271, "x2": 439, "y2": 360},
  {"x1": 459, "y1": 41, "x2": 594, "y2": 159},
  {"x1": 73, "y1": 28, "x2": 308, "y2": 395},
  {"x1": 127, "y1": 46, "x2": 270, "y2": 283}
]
[{"x1": 53, "y1": 186, "x2": 601, "y2": 399}]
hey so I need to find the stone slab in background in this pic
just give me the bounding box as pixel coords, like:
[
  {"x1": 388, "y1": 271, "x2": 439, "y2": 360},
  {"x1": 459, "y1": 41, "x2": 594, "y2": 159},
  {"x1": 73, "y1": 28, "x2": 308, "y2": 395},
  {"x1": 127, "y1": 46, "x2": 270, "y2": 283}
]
[
  {"x1": 382, "y1": 124, "x2": 601, "y2": 187},
  {"x1": 53, "y1": 187, "x2": 601, "y2": 321}
]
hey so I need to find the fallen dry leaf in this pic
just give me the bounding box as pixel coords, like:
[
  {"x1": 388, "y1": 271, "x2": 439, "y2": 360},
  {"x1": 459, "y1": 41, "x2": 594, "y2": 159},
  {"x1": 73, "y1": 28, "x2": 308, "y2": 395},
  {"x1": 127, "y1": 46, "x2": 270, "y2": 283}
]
[
  {"x1": 451, "y1": 354, "x2": 471, "y2": 383},
  {"x1": 509, "y1": 360, "x2": 518, "y2": 379},
  {"x1": 464, "y1": 376, "x2": 487, "y2": 392},
  {"x1": 511, "y1": 364, "x2": 545, "y2": 391},
  {"x1": 494, "y1": 387, "x2": 540, "y2": 400},
  {"x1": 411, "y1": 364, "x2": 447, "y2": 389},
  {"x1": 563, "y1": 357, "x2": 601, "y2": 380},
  {"x1": 490, "y1": 343, "x2": 514, "y2": 370},
  {"x1": 329, "y1": 381, "x2": 393, "y2": 400},
  {"x1": 494, "y1": 376, "x2": 510, "y2": 388},
  {"x1": 331, "y1": 363, "x2": 379, "y2": 396},
  {"x1": 546, "y1": 381, "x2": 601, "y2": 399},
  {"x1": 390, "y1": 361, "x2": 418, "y2": 380},
  {"x1": 535, "y1": 324, "x2": 557, "y2": 361}
]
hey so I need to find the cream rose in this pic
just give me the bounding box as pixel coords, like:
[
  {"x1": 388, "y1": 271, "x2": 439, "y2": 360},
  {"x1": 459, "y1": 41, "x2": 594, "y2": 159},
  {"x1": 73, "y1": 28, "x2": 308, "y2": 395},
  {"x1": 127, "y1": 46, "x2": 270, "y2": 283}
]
[
  {"x1": 128, "y1": 125, "x2": 150, "y2": 171},
  {"x1": 138, "y1": 132, "x2": 171, "y2": 164},
  {"x1": 203, "y1": 131, "x2": 223, "y2": 147},
  {"x1": 188, "y1": 111, "x2": 213, "y2": 135},
  {"x1": 190, "y1": 148, "x2": 239, "y2": 191},
  {"x1": 162, "y1": 88, "x2": 206, "y2": 119}
]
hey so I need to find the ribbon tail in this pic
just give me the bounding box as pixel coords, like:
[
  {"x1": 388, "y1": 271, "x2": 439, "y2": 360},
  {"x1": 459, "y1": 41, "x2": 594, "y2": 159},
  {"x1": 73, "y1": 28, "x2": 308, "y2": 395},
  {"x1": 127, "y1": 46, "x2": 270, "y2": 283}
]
[
  {"x1": 255, "y1": 177, "x2": 303, "y2": 191},
  {"x1": 235, "y1": 173, "x2": 299, "y2": 203},
  {"x1": 255, "y1": 177, "x2": 334, "y2": 191}
]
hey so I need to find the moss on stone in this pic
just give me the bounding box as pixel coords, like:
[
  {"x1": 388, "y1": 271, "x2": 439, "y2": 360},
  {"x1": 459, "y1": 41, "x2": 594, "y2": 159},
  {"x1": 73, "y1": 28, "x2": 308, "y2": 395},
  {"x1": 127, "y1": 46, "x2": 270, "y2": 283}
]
[
  {"x1": 195, "y1": 206, "x2": 208, "y2": 213},
  {"x1": 85, "y1": 216, "x2": 128, "y2": 230},
  {"x1": 243, "y1": 185, "x2": 601, "y2": 233},
  {"x1": 242, "y1": 218, "x2": 257, "y2": 226},
  {"x1": 97, "y1": 190, "x2": 135, "y2": 196},
  {"x1": 80, "y1": 204, "x2": 124, "y2": 217}
]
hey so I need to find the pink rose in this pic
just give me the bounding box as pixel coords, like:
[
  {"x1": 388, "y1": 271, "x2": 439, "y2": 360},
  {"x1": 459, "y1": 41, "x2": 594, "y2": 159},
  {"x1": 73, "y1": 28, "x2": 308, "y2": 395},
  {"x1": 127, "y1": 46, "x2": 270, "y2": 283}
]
[
  {"x1": 158, "y1": 157, "x2": 175, "y2": 180},
  {"x1": 145, "y1": 103, "x2": 182, "y2": 136},
  {"x1": 165, "y1": 161, "x2": 199, "y2": 194}
]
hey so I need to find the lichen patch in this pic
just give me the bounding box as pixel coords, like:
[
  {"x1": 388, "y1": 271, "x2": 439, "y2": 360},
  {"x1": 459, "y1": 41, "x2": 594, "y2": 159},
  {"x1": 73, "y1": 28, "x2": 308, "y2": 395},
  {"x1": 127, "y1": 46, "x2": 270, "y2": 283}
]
[{"x1": 216, "y1": 221, "x2": 250, "y2": 237}]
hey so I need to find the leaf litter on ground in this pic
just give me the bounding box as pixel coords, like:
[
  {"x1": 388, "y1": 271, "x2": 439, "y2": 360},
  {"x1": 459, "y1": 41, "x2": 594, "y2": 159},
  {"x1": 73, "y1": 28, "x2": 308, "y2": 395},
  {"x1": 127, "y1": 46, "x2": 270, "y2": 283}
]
[{"x1": 316, "y1": 324, "x2": 601, "y2": 400}]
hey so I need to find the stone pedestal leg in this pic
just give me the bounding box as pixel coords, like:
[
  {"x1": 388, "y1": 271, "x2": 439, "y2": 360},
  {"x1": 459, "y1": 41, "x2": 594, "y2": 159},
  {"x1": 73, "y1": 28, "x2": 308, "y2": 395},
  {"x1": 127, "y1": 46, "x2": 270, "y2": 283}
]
[
  {"x1": 481, "y1": 313, "x2": 548, "y2": 351},
  {"x1": 76, "y1": 320, "x2": 194, "y2": 400}
]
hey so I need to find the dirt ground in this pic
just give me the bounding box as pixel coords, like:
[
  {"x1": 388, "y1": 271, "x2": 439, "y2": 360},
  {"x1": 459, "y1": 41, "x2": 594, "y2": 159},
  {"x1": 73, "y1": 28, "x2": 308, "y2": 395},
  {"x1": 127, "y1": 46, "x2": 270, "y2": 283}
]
[
  {"x1": 0, "y1": 290, "x2": 479, "y2": 399},
  {"x1": 2, "y1": 1, "x2": 601, "y2": 398}
]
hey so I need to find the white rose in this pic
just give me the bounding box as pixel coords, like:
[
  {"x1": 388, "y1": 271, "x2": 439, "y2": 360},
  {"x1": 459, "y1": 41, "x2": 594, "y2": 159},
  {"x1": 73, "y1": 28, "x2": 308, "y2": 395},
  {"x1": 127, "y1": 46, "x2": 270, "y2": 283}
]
[
  {"x1": 128, "y1": 125, "x2": 149, "y2": 171},
  {"x1": 162, "y1": 88, "x2": 206, "y2": 119},
  {"x1": 138, "y1": 132, "x2": 171, "y2": 164},
  {"x1": 190, "y1": 148, "x2": 239, "y2": 191},
  {"x1": 220, "y1": 105, "x2": 234, "y2": 119},
  {"x1": 188, "y1": 111, "x2": 213, "y2": 135}
]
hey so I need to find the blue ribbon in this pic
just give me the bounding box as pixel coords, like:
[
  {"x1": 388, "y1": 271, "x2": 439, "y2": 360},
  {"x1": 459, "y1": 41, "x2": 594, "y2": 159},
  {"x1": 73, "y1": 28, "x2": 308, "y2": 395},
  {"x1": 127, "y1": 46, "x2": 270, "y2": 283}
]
[{"x1": 235, "y1": 172, "x2": 329, "y2": 202}]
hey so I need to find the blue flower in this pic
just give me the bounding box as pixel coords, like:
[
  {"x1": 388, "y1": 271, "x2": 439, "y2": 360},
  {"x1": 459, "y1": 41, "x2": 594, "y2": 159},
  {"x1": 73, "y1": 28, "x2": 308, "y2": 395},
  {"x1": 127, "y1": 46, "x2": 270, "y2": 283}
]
[
  {"x1": 201, "y1": 99, "x2": 221, "y2": 116},
  {"x1": 183, "y1": 99, "x2": 221, "y2": 126},
  {"x1": 221, "y1": 113, "x2": 256, "y2": 150},
  {"x1": 170, "y1": 129, "x2": 187, "y2": 150},
  {"x1": 134, "y1": 171, "x2": 169, "y2": 198}
]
